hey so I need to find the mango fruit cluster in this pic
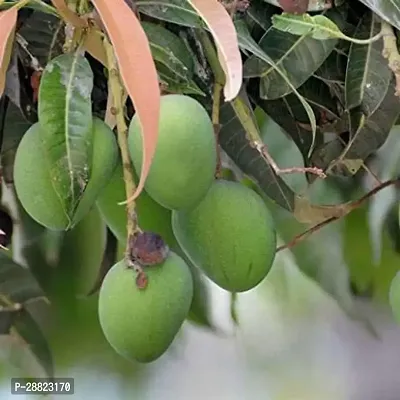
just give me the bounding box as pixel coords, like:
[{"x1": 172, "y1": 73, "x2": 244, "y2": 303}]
[{"x1": 14, "y1": 91, "x2": 277, "y2": 364}]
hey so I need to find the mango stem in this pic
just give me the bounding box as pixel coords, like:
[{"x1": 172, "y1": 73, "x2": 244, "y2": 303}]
[{"x1": 103, "y1": 37, "x2": 139, "y2": 252}]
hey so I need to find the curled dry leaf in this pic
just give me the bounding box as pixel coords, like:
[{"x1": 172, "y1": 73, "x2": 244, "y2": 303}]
[
  {"x1": 50, "y1": 0, "x2": 87, "y2": 27},
  {"x1": 0, "y1": 8, "x2": 18, "y2": 98},
  {"x1": 91, "y1": 0, "x2": 160, "y2": 202},
  {"x1": 83, "y1": 27, "x2": 108, "y2": 66},
  {"x1": 187, "y1": 0, "x2": 242, "y2": 101}
]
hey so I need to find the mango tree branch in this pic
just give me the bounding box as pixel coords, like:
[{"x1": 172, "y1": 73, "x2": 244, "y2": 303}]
[
  {"x1": 103, "y1": 37, "x2": 139, "y2": 248},
  {"x1": 277, "y1": 178, "x2": 400, "y2": 253}
]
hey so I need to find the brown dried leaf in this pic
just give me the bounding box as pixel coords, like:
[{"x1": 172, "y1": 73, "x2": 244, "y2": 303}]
[
  {"x1": 0, "y1": 8, "x2": 18, "y2": 98},
  {"x1": 92, "y1": 0, "x2": 161, "y2": 201},
  {"x1": 83, "y1": 27, "x2": 107, "y2": 66},
  {"x1": 187, "y1": 0, "x2": 242, "y2": 101},
  {"x1": 50, "y1": 0, "x2": 87, "y2": 27},
  {"x1": 294, "y1": 195, "x2": 350, "y2": 225}
]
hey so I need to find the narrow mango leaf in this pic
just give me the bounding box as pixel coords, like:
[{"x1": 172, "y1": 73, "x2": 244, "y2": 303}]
[
  {"x1": 38, "y1": 52, "x2": 94, "y2": 224},
  {"x1": 0, "y1": 252, "x2": 45, "y2": 305},
  {"x1": 243, "y1": 9, "x2": 343, "y2": 100},
  {"x1": 141, "y1": 21, "x2": 194, "y2": 84},
  {"x1": 0, "y1": 8, "x2": 18, "y2": 98},
  {"x1": 358, "y1": 0, "x2": 400, "y2": 31},
  {"x1": 267, "y1": 0, "x2": 330, "y2": 12},
  {"x1": 186, "y1": 0, "x2": 242, "y2": 101},
  {"x1": 235, "y1": 19, "x2": 317, "y2": 155},
  {"x1": 312, "y1": 78, "x2": 400, "y2": 175},
  {"x1": 272, "y1": 12, "x2": 346, "y2": 41},
  {"x1": 13, "y1": 309, "x2": 54, "y2": 378},
  {"x1": 137, "y1": 0, "x2": 203, "y2": 27},
  {"x1": 50, "y1": 0, "x2": 86, "y2": 27},
  {"x1": 219, "y1": 91, "x2": 295, "y2": 211},
  {"x1": 345, "y1": 11, "x2": 391, "y2": 116},
  {"x1": 92, "y1": 0, "x2": 160, "y2": 202}
]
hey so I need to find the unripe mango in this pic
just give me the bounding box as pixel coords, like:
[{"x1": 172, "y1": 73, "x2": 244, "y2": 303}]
[
  {"x1": 96, "y1": 163, "x2": 176, "y2": 245},
  {"x1": 14, "y1": 118, "x2": 118, "y2": 230},
  {"x1": 98, "y1": 252, "x2": 193, "y2": 362},
  {"x1": 172, "y1": 180, "x2": 277, "y2": 292},
  {"x1": 128, "y1": 94, "x2": 217, "y2": 210}
]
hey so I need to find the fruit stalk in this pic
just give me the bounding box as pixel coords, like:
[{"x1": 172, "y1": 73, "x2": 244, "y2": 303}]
[
  {"x1": 197, "y1": 29, "x2": 224, "y2": 178},
  {"x1": 103, "y1": 38, "x2": 139, "y2": 246}
]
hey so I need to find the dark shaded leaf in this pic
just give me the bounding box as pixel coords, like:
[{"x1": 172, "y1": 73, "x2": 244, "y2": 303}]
[
  {"x1": 0, "y1": 252, "x2": 44, "y2": 305},
  {"x1": 140, "y1": 21, "x2": 204, "y2": 95},
  {"x1": 38, "y1": 52, "x2": 94, "y2": 226},
  {"x1": 13, "y1": 309, "x2": 54, "y2": 377},
  {"x1": 313, "y1": 50, "x2": 347, "y2": 86},
  {"x1": 266, "y1": 0, "x2": 332, "y2": 12},
  {"x1": 234, "y1": 20, "x2": 317, "y2": 145},
  {"x1": 312, "y1": 77, "x2": 400, "y2": 175},
  {"x1": 246, "y1": 0, "x2": 276, "y2": 31},
  {"x1": 358, "y1": 0, "x2": 400, "y2": 31},
  {"x1": 243, "y1": 9, "x2": 344, "y2": 99},
  {"x1": 219, "y1": 90, "x2": 295, "y2": 211},
  {"x1": 0, "y1": 1, "x2": 59, "y2": 16},
  {"x1": 17, "y1": 10, "x2": 65, "y2": 67},
  {"x1": 137, "y1": 0, "x2": 203, "y2": 28},
  {"x1": 0, "y1": 308, "x2": 17, "y2": 334},
  {"x1": 254, "y1": 77, "x2": 337, "y2": 159},
  {"x1": 345, "y1": 11, "x2": 391, "y2": 116},
  {"x1": 1, "y1": 101, "x2": 32, "y2": 183}
]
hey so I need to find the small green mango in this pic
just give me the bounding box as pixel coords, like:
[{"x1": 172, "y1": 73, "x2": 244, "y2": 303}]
[
  {"x1": 98, "y1": 252, "x2": 193, "y2": 363},
  {"x1": 172, "y1": 179, "x2": 277, "y2": 292},
  {"x1": 14, "y1": 118, "x2": 118, "y2": 230},
  {"x1": 96, "y1": 162, "x2": 176, "y2": 245},
  {"x1": 389, "y1": 271, "x2": 400, "y2": 324},
  {"x1": 128, "y1": 94, "x2": 217, "y2": 210}
]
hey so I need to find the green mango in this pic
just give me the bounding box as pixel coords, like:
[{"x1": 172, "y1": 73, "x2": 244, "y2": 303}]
[
  {"x1": 14, "y1": 118, "x2": 118, "y2": 231},
  {"x1": 172, "y1": 179, "x2": 277, "y2": 292},
  {"x1": 96, "y1": 162, "x2": 176, "y2": 245},
  {"x1": 128, "y1": 94, "x2": 217, "y2": 210},
  {"x1": 98, "y1": 252, "x2": 193, "y2": 363},
  {"x1": 56, "y1": 207, "x2": 107, "y2": 296}
]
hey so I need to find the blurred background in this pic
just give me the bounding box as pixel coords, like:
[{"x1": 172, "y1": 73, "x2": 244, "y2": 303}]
[{"x1": 1, "y1": 115, "x2": 400, "y2": 400}]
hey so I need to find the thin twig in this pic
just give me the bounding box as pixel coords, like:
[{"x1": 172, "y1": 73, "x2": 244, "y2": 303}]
[
  {"x1": 255, "y1": 142, "x2": 327, "y2": 179},
  {"x1": 277, "y1": 178, "x2": 400, "y2": 252}
]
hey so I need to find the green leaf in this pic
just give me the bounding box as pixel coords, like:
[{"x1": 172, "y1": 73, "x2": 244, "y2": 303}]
[
  {"x1": 38, "y1": 52, "x2": 94, "y2": 226},
  {"x1": 141, "y1": 21, "x2": 194, "y2": 83},
  {"x1": 17, "y1": 10, "x2": 65, "y2": 66},
  {"x1": 358, "y1": 0, "x2": 400, "y2": 31},
  {"x1": 312, "y1": 78, "x2": 400, "y2": 175},
  {"x1": 137, "y1": 0, "x2": 203, "y2": 27},
  {"x1": 0, "y1": 252, "x2": 45, "y2": 305},
  {"x1": 13, "y1": 309, "x2": 54, "y2": 378},
  {"x1": 1, "y1": 102, "x2": 32, "y2": 184},
  {"x1": 345, "y1": 11, "x2": 392, "y2": 116},
  {"x1": 0, "y1": 1, "x2": 59, "y2": 15},
  {"x1": 235, "y1": 20, "x2": 317, "y2": 154},
  {"x1": 219, "y1": 91, "x2": 296, "y2": 211},
  {"x1": 254, "y1": 77, "x2": 337, "y2": 160},
  {"x1": 246, "y1": 0, "x2": 276, "y2": 31},
  {"x1": 314, "y1": 50, "x2": 347, "y2": 86},
  {"x1": 271, "y1": 13, "x2": 346, "y2": 41},
  {"x1": 244, "y1": 9, "x2": 343, "y2": 99}
]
